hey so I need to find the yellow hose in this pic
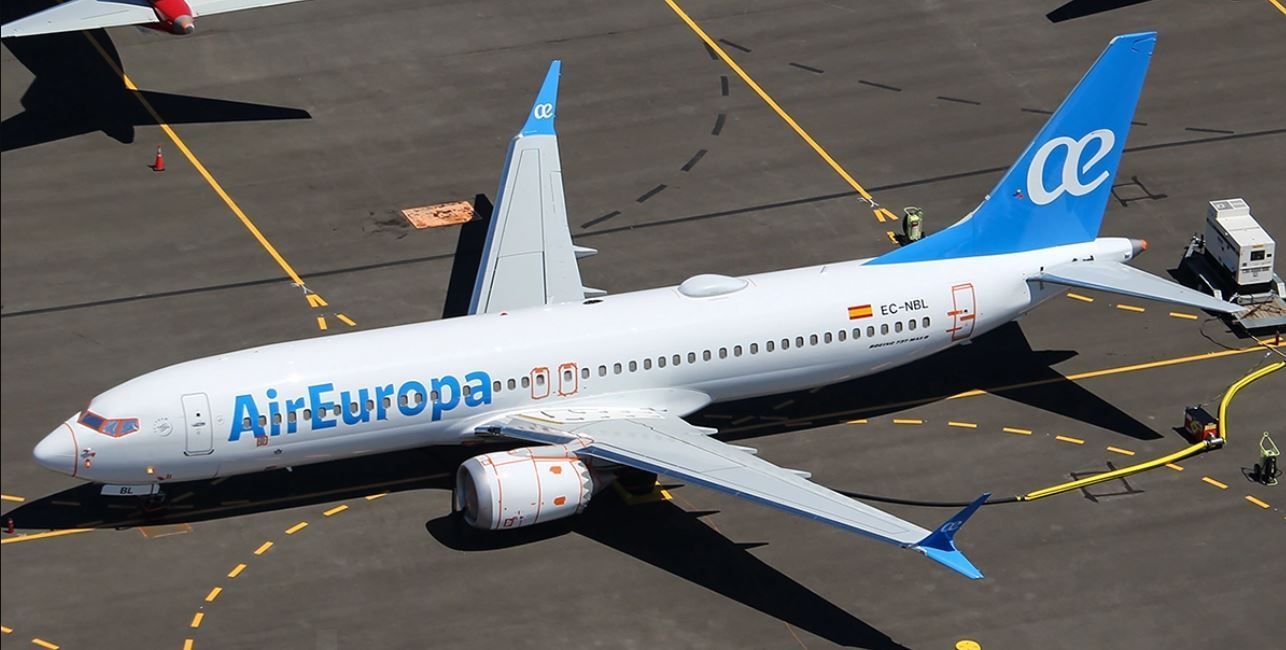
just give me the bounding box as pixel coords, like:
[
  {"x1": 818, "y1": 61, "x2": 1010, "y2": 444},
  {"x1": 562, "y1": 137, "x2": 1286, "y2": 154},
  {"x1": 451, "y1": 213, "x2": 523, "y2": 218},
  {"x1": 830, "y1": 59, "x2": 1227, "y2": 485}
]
[
  {"x1": 1020, "y1": 358, "x2": 1284, "y2": 502},
  {"x1": 1217, "y1": 360, "x2": 1284, "y2": 443}
]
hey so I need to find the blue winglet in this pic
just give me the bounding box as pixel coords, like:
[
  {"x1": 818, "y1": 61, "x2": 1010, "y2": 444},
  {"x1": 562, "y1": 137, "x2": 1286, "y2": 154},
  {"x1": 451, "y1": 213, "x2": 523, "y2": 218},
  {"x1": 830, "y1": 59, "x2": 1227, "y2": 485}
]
[
  {"x1": 912, "y1": 492, "x2": 990, "y2": 580},
  {"x1": 521, "y1": 60, "x2": 561, "y2": 136}
]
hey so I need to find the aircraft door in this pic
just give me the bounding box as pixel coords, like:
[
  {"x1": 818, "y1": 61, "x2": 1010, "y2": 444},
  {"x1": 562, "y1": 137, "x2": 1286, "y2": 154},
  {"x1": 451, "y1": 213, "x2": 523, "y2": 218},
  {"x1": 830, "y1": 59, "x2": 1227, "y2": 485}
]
[
  {"x1": 182, "y1": 393, "x2": 214, "y2": 456},
  {"x1": 557, "y1": 362, "x2": 579, "y2": 396},
  {"x1": 948, "y1": 283, "x2": 977, "y2": 341},
  {"x1": 530, "y1": 367, "x2": 550, "y2": 400}
]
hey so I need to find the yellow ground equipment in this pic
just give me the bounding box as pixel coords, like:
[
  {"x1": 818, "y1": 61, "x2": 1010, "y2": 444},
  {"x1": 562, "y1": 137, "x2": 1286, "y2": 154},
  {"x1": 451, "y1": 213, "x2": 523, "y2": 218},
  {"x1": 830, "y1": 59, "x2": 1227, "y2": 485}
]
[{"x1": 1255, "y1": 433, "x2": 1280, "y2": 486}]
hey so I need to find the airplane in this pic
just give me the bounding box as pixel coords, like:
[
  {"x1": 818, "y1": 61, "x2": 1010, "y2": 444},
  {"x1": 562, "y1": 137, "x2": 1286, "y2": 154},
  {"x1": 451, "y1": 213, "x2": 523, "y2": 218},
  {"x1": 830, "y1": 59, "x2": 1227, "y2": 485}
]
[
  {"x1": 1, "y1": 0, "x2": 310, "y2": 38},
  {"x1": 31, "y1": 31, "x2": 1238, "y2": 580}
]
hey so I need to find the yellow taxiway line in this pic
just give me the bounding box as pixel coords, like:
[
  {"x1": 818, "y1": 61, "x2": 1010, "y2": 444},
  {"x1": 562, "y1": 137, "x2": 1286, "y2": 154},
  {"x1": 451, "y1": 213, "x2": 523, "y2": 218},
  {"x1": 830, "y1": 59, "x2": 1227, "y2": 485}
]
[
  {"x1": 0, "y1": 528, "x2": 94, "y2": 545},
  {"x1": 80, "y1": 33, "x2": 329, "y2": 315},
  {"x1": 664, "y1": 0, "x2": 899, "y2": 223}
]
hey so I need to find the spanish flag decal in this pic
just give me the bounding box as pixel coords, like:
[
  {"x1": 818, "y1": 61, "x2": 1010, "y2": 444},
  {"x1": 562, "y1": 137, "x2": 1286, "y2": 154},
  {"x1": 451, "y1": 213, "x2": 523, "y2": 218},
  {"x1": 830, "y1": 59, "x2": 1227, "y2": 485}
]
[{"x1": 847, "y1": 304, "x2": 873, "y2": 320}]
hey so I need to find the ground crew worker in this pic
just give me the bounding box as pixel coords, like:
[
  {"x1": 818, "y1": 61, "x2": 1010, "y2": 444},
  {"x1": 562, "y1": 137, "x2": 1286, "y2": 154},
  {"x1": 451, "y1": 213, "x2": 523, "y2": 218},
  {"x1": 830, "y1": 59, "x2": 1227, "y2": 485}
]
[{"x1": 902, "y1": 207, "x2": 924, "y2": 243}]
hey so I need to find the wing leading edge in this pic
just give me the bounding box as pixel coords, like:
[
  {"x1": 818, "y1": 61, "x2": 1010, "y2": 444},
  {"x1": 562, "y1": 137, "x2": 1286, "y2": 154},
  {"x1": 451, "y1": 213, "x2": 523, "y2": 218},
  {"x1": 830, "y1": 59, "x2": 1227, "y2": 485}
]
[
  {"x1": 1, "y1": 0, "x2": 310, "y2": 38},
  {"x1": 468, "y1": 61, "x2": 599, "y2": 315},
  {"x1": 484, "y1": 408, "x2": 988, "y2": 579}
]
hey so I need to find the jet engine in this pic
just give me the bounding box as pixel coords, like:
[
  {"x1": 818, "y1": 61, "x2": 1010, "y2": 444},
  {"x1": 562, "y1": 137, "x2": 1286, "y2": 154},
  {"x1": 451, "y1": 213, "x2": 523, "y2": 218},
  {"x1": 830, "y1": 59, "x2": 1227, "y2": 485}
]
[
  {"x1": 151, "y1": 0, "x2": 196, "y2": 34},
  {"x1": 454, "y1": 445, "x2": 601, "y2": 530}
]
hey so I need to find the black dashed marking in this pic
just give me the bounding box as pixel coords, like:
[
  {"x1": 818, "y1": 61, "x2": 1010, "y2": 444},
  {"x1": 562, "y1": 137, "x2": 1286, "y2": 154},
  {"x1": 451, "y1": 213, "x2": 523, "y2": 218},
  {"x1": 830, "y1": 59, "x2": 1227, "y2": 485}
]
[
  {"x1": 718, "y1": 38, "x2": 751, "y2": 53},
  {"x1": 637, "y1": 185, "x2": 667, "y2": 203},
  {"x1": 789, "y1": 62, "x2": 824, "y2": 74},
  {"x1": 858, "y1": 79, "x2": 901, "y2": 92},
  {"x1": 1021, "y1": 107, "x2": 1053, "y2": 115},
  {"x1": 937, "y1": 95, "x2": 981, "y2": 106},
  {"x1": 720, "y1": 75, "x2": 729, "y2": 96},
  {"x1": 712, "y1": 113, "x2": 726, "y2": 136},
  {"x1": 703, "y1": 42, "x2": 718, "y2": 60},
  {"x1": 1185, "y1": 127, "x2": 1235, "y2": 134},
  {"x1": 1131, "y1": 121, "x2": 1148, "y2": 127},
  {"x1": 681, "y1": 149, "x2": 708, "y2": 172},
  {"x1": 581, "y1": 211, "x2": 621, "y2": 229}
]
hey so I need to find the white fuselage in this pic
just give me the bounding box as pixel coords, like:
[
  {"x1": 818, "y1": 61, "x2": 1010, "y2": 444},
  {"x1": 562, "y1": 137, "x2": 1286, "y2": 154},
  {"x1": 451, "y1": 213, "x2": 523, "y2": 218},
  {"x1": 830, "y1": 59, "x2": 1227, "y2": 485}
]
[{"x1": 37, "y1": 239, "x2": 1137, "y2": 485}]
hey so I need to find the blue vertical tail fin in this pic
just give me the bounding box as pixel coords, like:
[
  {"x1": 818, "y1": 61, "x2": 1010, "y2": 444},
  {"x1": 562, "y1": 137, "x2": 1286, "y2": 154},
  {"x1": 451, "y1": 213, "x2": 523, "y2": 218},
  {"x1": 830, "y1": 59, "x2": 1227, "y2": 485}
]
[{"x1": 869, "y1": 32, "x2": 1156, "y2": 265}]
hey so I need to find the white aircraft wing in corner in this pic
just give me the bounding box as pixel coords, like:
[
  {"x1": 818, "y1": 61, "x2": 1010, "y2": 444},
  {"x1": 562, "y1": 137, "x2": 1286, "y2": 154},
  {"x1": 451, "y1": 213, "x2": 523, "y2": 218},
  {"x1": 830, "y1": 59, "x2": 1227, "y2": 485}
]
[
  {"x1": 468, "y1": 60, "x2": 600, "y2": 315},
  {"x1": 2, "y1": 0, "x2": 310, "y2": 39},
  {"x1": 482, "y1": 407, "x2": 990, "y2": 579}
]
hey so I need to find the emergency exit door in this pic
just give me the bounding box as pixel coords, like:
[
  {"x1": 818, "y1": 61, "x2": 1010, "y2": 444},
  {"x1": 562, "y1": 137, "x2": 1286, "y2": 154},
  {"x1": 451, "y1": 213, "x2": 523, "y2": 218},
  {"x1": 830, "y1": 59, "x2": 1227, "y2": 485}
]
[
  {"x1": 948, "y1": 283, "x2": 977, "y2": 341},
  {"x1": 182, "y1": 393, "x2": 214, "y2": 456}
]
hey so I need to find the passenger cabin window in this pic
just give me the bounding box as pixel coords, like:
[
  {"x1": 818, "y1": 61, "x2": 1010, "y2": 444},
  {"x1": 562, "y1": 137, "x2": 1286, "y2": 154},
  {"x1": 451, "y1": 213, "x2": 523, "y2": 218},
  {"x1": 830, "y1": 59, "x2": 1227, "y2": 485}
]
[
  {"x1": 719, "y1": 348, "x2": 728, "y2": 359},
  {"x1": 824, "y1": 332, "x2": 833, "y2": 344},
  {"x1": 880, "y1": 324, "x2": 889, "y2": 335},
  {"x1": 614, "y1": 363, "x2": 623, "y2": 374},
  {"x1": 493, "y1": 380, "x2": 502, "y2": 392},
  {"x1": 766, "y1": 340, "x2": 775, "y2": 352},
  {"x1": 629, "y1": 361, "x2": 638, "y2": 372},
  {"x1": 782, "y1": 338, "x2": 790, "y2": 350},
  {"x1": 908, "y1": 319, "x2": 917, "y2": 331},
  {"x1": 838, "y1": 330, "x2": 847, "y2": 342},
  {"x1": 581, "y1": 367, "x2": 590, "y2": 379},
  {"x1": 304, "y1": 408, "x2": 312, "y2": 420},
  {"x1": 866, "y1": 326, "x2": 875, "y2": 337},
  {"x1": 796, "y1": 336, "x2": 805, "y2": 348},
  {"x1": 599, "y1": 365, "x2": 608, "y2": 377},
  {"x1": 657, "y1": 357, "x2": 666, "y2": 368},
  {"x1": 734, "y1": 345, "x2": 743, "y2": 357},
  {"x1": 673, "y1": 354, "x2": 682, "y2": 366},
  {"x1": 564, "y1": 369, "x2": 575, "y2": 382},
  {"x1": 507, "y1": 378, "x2": 517, "y2": 390},
  {"x1": 522, "y1": 376, "x2": 530, "y2": 388},
  {"x1": 922, "y1": 316, "x2": 931, "y2": 328},
  {"x1": 809, "y1": 334, "x2": 818, "y2": 346},
  {"x1": 894, "y1": 321, "x2": 903, "y2": 333},
  {"x1": 750, "y1": 343, "x2": 759, "y2": 354},
  {"x1": 703, "y1": 350, "x2": 712, "y2": 361},
  {"x1": 644, "y1": 359, "x2": 653, "y2": 370}
]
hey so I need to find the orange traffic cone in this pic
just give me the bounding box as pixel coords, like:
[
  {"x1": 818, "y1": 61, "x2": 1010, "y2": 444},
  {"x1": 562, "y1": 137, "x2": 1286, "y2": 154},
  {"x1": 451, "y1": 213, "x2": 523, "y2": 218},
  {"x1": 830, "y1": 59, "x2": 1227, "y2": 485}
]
[{"x1": 152, "y1": 145, "x2": 165, "y2": 172}]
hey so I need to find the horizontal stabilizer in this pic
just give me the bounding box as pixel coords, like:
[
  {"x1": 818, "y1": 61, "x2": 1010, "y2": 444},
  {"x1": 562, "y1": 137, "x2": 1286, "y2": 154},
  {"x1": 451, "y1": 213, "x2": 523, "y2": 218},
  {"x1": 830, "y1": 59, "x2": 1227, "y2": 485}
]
[
  {"x1": 1032, "y1": 261, "x2": 1242, "y2": 313},
  {"x1": 911, "y1": 493, "x2": 989, "y2": 580}
]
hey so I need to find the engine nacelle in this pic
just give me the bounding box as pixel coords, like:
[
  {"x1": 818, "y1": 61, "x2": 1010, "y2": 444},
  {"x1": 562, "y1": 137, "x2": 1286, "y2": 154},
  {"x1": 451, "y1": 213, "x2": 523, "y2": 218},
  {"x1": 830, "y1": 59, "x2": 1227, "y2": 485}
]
[
  {"x1": 152, "y1": 0, "x2": 196, "y2": 34},
  {"x1": 455, "y1": 445, "x2": 599, "y2": 530}
]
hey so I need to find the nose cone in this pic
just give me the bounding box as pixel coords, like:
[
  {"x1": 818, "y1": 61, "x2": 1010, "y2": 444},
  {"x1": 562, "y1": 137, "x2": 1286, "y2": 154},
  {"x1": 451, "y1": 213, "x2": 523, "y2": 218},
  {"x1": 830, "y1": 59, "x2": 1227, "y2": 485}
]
[
  {"x1": 34, "y1": 426, "x2": 77, "y2": 476},
  {"x1": 172, "y1": 15, "x2": 195, "y2": 34}
]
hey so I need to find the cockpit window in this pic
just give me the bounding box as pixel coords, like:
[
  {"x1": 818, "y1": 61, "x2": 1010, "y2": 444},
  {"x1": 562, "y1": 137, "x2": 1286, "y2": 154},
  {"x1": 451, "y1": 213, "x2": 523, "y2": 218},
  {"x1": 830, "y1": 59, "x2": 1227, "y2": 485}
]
[{"x1": 78, "y1": 410, "x2": 140, "y2": 438}]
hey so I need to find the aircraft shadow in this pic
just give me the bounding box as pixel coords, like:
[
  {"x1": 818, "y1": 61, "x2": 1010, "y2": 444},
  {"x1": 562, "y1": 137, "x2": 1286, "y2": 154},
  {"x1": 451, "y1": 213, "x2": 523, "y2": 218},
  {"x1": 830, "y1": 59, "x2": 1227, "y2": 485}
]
[
  {"x1": 695, "y1": 321, "x2": 1163, "y2": 442},
  {"x1": 8, "y1": 442, "x2": 905, "y2": 649},
  {"x1": 2, "y1": 1, "x2": 311, "y2": 152},
  {"x1": 1046, "y1": 0, "x2": 1154, "y2": 23},
  {"x1": 426, "y1": 490, "x2": 909, "y2": 649}
]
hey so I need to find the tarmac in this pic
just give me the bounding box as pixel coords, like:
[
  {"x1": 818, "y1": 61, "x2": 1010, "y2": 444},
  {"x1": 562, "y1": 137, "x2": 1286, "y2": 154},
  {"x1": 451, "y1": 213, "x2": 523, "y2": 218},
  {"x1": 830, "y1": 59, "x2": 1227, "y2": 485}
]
[{"x1": 3, "y1": 0, "x2": 1284, "y2": 648}]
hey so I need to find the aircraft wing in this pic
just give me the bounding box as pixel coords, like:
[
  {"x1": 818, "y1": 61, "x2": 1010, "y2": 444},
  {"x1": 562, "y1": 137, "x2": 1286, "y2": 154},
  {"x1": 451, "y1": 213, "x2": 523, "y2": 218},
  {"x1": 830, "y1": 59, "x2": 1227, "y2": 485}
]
[
  {"x1": 482, "y1": 407, "x2": 990, "y2": 579},
  {"x1": 1, "y1": 0, "x2": 310, "y2": 38},
  {"x1": 469, "y1": 61, "x2": 599, "y2": 315}
]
